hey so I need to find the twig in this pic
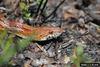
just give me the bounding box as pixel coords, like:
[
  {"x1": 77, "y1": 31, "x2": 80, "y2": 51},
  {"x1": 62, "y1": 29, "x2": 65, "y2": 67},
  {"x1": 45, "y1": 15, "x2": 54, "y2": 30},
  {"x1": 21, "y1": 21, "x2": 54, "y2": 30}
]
[
  {"x1": 35, "y1": 0, "x2": 44, "y2": 17},
  {"x1": 40, "y1": 0, "x2": 48, "y2": 15},
  {"x1": 0, "y1": 7, "x2": 11, "y2": 12},
  {"x1": 36, "y1": 43, "x2": 48, "y2": 56},
  {"x1": 44, "y1": 0, "x2": 65, "y2": 20},
  {"x1": 60, "y1": 39, "x2": 74, "y2": 49}
]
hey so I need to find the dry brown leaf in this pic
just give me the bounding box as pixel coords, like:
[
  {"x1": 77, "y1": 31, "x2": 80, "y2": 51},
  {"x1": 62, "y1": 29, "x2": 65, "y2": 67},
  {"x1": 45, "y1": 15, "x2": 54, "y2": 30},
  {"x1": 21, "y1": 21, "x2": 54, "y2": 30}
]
[{"x1": 63, "y1": 6, "x2": 78, "y2": 20}]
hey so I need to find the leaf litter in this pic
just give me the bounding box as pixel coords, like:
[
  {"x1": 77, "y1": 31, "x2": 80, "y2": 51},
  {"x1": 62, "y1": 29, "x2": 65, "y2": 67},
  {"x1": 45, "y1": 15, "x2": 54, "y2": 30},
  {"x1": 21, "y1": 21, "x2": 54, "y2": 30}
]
[{"x1": 0, "y1": 0, "x2": 100, "y2": 67}]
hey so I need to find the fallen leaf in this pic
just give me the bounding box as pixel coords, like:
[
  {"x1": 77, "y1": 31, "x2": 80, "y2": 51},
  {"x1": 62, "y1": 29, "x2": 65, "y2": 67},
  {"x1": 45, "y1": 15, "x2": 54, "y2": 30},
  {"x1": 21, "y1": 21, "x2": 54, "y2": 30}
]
[{"x1": 63, "y1": 6, "x2": 78, "y2": 20}]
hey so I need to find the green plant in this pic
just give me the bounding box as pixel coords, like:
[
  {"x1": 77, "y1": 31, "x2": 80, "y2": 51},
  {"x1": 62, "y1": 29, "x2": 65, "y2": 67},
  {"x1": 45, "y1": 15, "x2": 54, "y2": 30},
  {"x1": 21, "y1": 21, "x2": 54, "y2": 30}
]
[
  {"x1": 71, "y1": 43, "x2": 92, "y2": 67},
  {"x1": 19, "y1": 2, "x2": 31, "y2": 19},
  {"x1": 0, "y1": 30, "x2": 33, "y2": 66}
]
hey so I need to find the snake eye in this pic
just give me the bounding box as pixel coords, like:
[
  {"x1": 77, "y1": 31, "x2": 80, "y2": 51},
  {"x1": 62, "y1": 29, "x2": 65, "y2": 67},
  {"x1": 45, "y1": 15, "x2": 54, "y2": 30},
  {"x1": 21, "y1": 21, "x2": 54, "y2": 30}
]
[{"x1": 49, "y1": 31, "x2": 53, "y2": 34}]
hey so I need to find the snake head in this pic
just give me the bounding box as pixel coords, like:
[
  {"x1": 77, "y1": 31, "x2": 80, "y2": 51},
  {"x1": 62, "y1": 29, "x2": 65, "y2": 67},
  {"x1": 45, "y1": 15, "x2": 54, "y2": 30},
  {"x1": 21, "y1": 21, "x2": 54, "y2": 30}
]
[{"x1": 34, "y1": 27, "x2": 65, "y2": 41}]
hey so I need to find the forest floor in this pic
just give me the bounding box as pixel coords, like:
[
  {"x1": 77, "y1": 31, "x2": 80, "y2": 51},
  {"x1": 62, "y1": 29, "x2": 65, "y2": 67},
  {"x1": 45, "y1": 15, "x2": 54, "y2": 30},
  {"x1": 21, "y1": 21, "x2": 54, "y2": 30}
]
[{"x1": 0, "y1": 0, "x2": 100, "y2": 67}]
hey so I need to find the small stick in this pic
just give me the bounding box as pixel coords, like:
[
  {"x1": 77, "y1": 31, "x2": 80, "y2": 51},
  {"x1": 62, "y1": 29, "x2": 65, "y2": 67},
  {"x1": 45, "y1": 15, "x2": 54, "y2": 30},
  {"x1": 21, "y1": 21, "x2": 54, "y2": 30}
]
[
  {"x1": 45, "y1": 0, "x2": 65, "y2": 20},
  {"x1": 35, "y1": 0, "x2": 44, "y2": 17},
  {"x1": 40, "y1": 0, "x2": 48, "y2": 15},
  {"x1": 36, "y1": 43, "x2": 48, "y2": 56}
]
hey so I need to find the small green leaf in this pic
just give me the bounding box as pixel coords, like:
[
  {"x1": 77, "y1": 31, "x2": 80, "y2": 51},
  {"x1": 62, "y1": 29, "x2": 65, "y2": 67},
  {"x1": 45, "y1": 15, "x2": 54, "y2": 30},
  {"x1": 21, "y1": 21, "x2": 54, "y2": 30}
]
[
  {"x1": 0, "y1": 34, "x2": 16, "y2": 66},
  {"x1": 0, "y1": 46, "x2": 16, "y2": 65},
  {"x1": 0, "y1": 30, "x2": 7, "y2": 46},
  {"x1": 17, "y1": 37, "x2": 33, "y2": 52},
  {"x1": 0, "y1": 30, "x2": 35, "y2": 66},
  {"x1": 3, "y1": 36, "x2": 13, "y2": 52},
  {"x1": 19, "y1": 2, "x2": 31, "y2": 19},
  {"x1": 19, "y1": 2, "x2": 28, "y2": 10},
  {"x1": 76, "y1": 43, "x2": 84, "y2": 56}
]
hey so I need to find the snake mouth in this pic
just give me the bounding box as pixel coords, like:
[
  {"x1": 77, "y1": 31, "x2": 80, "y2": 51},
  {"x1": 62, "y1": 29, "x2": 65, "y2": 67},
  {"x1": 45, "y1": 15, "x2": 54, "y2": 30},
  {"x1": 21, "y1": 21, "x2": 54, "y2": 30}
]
[{"x1": 40, "y1": 32, "x2": 62, "y2": 41}]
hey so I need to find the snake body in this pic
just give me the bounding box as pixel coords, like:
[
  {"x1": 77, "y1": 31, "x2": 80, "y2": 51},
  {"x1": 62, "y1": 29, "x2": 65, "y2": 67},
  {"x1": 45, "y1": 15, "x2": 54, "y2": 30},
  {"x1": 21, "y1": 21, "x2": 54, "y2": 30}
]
[{"x1": 0, "y1": 19, "x2": 64, "y2": 41}]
